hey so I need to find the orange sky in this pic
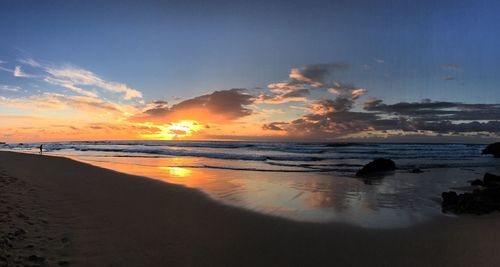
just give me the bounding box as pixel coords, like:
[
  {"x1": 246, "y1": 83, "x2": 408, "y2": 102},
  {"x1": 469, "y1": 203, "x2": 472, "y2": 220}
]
[{"x1": 1, "y1": 59, "x2": 499, "y2": 143}]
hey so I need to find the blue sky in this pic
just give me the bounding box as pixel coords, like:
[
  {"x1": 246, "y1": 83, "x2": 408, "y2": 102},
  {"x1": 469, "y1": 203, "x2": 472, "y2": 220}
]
[
  {"x1": 2, "y1": 0, "x2": 500, "y2": 102},
  {"x1": 1, "y1": 0, "x2": 500, "y2": 142}
]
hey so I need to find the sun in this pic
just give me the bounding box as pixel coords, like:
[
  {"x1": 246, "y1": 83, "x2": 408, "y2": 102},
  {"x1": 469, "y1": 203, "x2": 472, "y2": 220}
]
[{"x1": 140, "y1": 120, "x2": 204, "y2": 140}]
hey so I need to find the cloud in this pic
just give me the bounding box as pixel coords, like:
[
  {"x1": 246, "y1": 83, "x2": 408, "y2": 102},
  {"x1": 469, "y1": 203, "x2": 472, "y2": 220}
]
[
  {"x1": 263, "y1": 96, "x2": 500, "y2": 139},
  {"x1": 327, "y1": 82, "x2": 367, "y2": 99},
  {"x1": 257, "y1": 63, "x2": 352, "y2": 104},
  {"x1": 364, "y1": 99, "x2": 500, "y2": 122},
  {"x1": 288, "y1": 63, "x2": 349, "y2": 86},
  {"x1": 4, "y1": 59, "x2": 498, "y2": 142},
  {"x1": 0, "y1": 93, "x2": 132, "y2": 115},
  {"x1": 0, "y1": 85, "x2": 20, "y2": 92},
  {"x1": 262, "y1": 111, "x2": 382, "y2": 138},
  {"x1": 414, "y1": 120, "x2": 500, "y2": 134},
  {"x1": 256, "y1": 93, "x2": 308, "y2": 104},
  {"x1": 311, "y1": 98, "x2": 353, "y2": 113},
  {"x1": 130, "y1": 89, "x2": 254, "y2": 124},
  {"x1": 13, "y1": 66, "x2": 22, "y2": 77},
  {"x1": 0, "y1": 64, "x2": 14, "y2": 74},
  {"x1": 18, "y1": 57, "x2": 41, "y2": 67},
  {"x1": 44, "y1": 65, "x2": 142, "y2": 100},
  {"x1": 12, "y1": 57, "x2": 142, "y2": 100},
  {"x1": 262, "y1": 122, "x2": 288, "y2": 131},
  {"x1": 13, "y1": 65, "x2": 37, "y2": 78},
  {"x1": 43, "y1": 77, "x2": 98, "y2": 98}
]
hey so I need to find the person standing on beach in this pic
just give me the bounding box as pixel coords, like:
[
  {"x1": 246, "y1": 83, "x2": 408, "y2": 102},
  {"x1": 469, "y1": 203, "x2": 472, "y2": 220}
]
[{"x1": 39, "y1": 144, "x2": 43, "y2": 155}]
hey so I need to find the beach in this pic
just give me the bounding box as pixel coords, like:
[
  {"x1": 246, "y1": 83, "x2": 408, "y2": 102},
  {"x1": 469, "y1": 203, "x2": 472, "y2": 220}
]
[{"x1": 1, "y1": 151, "x2": 500, "y2": 266}]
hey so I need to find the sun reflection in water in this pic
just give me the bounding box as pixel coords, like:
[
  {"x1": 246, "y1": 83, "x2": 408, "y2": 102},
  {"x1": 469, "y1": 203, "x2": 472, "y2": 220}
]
[{"x1": 159, "y1": 166, "x2": 192, "y2": 177}]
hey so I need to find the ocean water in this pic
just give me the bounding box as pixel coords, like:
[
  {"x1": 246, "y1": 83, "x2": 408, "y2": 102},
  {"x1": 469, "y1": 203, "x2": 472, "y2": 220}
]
[{"x1": 3, "y1": 141, "x2": 500, "y2": 228}]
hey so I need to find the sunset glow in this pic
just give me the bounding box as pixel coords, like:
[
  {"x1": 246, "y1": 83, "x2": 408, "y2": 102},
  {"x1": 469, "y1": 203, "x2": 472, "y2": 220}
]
[
  {"x1": 1, "y1": 1, "x2": 500, "y2": 144},
  {"x1": 141, "y1": 120, "x2": 205, "y2": 140}
]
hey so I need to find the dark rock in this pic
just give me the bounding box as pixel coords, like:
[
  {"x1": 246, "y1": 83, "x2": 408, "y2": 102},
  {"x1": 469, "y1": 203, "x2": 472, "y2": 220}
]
[
  {"x1": 442, "y1": 173, "x2": 500, "y2": 215},
  {"x1": 409, "y1": 168, "x2": 423, "y2": 173},
  {"x1": 481, "y1": 186, "x2": 500, "y2": 202},
  {"x1": 483, "y1": 173, "x2": 500, "y2": 187},
  {"x1": 442, "y1": 191, "x2": 493, "y2": 215},
  {"x1": 470, "y1": 179, "x2": 484, "y2": 186},
  {"x1": 442, "y1": 191, "x2": 458, "y2": 207},
  {"x1": 482, "y1": 142, "x2": 500, "y2": 158},
  {"x1": 356, "y1": 158, "x2": 396, "y2": 177}
]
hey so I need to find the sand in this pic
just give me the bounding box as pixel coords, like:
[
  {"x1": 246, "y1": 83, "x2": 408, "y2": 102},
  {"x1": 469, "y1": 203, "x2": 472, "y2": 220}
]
[{"x1": 1, "y1": 151, "x2": 500, "y2": 266}]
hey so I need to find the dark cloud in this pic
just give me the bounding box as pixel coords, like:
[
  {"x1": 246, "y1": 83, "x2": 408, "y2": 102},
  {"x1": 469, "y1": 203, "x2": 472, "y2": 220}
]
[
  {"x1": 282, "y1": 88, "x2": 310, "y2": 98},
  {"x1": 263, "y1": 111, "x2": 381, "y2": 138},
  {"x1": 415, "y1": 120, "x2": 500, "y2": 134},
  {"x1": 312, "y1": 98, "x2": 353, "y2": 113},
  {"x1": 258, "y1": 63, "x2": 354, "y2": 104},
  {"x1": 262, "y1": 122, "x2": 287, "y2": 131},
  {"x1": 289, "y1": 63, "x2": 349, "y2": 85},
  {"x1": 131, "y1": 89, "x2": 254, "y2": 124},
  {"x1": 364, "y1": 99, "x2": 500, "y2": 122},
  {"x1": 263, "y1": 97, "x2": 500, "y2": 139}
]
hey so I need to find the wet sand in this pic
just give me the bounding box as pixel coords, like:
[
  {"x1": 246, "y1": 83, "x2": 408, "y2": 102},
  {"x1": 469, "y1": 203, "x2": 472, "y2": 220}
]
[{"x1": 1, "y1": 151, "x2": 500, "y2": 266}]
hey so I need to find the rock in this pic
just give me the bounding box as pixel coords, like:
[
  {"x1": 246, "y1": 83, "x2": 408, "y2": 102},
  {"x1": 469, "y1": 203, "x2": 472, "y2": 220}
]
[
  {"x1": 470, "y1": 179, "x2": 484, "y2": 186},
  {"x1": 442, "y1": 191, "x2": 494, "y2": 215},
  {"x1": 442, "y1": 173, "x2": 500, "y2": 215},
  {"x1": 481, "y1": 186, "x2": 500, "y2": 202},
  {"x1": 482, "y1": 142, "x2": 500, "y2": 158},
  {"x1": 356, "y1": 158, "x2": 396, "y2": 176},
  {"x1": 409, "y1": 168, "x2": 423, "y2": 173},
  {"x1": 483, "y1": 173, "x2": 500, "y2": 187},
  {"x1": 442, "y1": 191, "x2": 458, "y2": 207}
]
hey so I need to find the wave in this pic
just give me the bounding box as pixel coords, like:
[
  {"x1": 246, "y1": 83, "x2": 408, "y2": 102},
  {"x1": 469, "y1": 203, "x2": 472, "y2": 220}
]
[
  {"x1": 2, "y1": 141, "x2": 495, "y2": 173},
  {"x1": 60, "y1": 146, "x2": 326, "y2": 162}
]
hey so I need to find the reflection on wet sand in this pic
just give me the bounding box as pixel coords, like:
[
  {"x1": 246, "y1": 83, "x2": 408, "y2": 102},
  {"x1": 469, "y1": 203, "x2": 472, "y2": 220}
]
[
  {"x1": 160, "y1": 166, "x2": 192, "y2": 178},
  {"x1": 72, "y1": 155, "x2": 492, "y2": 228}
]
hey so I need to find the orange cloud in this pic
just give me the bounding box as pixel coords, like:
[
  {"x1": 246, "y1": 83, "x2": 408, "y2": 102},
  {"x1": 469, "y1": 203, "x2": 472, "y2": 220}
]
[{"x1": 130, "y1": 89, "x2": 254, "y2": 124}]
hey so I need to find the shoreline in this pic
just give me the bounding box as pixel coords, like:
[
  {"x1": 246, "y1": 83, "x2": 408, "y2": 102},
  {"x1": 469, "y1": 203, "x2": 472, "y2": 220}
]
[{"x1": 2, "y1": 151, "x2": 500, "y2": 266}]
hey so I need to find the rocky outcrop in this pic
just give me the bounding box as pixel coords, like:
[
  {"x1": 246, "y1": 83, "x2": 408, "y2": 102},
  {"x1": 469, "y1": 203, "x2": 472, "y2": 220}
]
[
  {"x1": 482, "y1": 142, "x2": 500, "y2": 158},
  {"x1": 356, "y1": 158, "x2": 396, "y2": 177},
  {"x1": 442, "y1": 173, "x2": 500, "y2": 215}
]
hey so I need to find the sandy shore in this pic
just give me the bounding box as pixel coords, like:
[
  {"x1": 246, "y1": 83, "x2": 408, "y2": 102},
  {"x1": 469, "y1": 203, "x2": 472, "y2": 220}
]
[{"x1": 1, "y1": 151, "x2": 500, "y2": 266}]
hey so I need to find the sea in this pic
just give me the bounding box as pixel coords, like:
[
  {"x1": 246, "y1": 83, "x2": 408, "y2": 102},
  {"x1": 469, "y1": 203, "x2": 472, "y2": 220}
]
[{"x1": 3, "y1": 141, "x2": 500, "y2": 228}]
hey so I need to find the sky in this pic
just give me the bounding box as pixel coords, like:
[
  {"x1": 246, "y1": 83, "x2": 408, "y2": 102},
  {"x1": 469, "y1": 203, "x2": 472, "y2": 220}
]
[{"x1": 1, "y1": 0, "x2": 500, "y2": 142}]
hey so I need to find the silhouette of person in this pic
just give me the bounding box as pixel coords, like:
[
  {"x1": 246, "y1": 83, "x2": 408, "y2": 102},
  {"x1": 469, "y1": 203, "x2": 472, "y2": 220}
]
[{"x1": 39, "y1": 144, "x2": 43, "y2": 155}]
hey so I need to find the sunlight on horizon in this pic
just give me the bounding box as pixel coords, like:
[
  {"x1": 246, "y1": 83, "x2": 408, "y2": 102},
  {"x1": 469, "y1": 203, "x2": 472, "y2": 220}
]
[{"x1": 140, "y1": 120, "x2": 204, "y2": 140}]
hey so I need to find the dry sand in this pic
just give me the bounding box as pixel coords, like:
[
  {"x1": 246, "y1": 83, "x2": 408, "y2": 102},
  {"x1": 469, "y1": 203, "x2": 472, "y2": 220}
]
[{"x1": 1, "y1": 151, "x2": 500, "y2": 266}]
